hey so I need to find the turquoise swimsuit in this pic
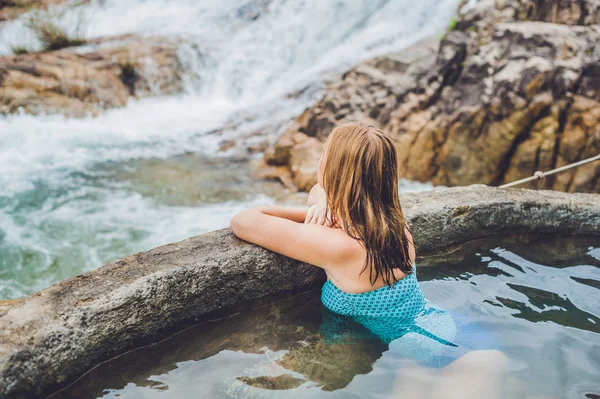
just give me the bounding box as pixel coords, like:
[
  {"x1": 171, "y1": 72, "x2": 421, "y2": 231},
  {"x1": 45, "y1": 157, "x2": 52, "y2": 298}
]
[
  {"x1": 319, "y1": 263, "x2": 497, "y2": 368},
  {"x1": 321, "y1": 265, "x2": 425, "y2": 319}
]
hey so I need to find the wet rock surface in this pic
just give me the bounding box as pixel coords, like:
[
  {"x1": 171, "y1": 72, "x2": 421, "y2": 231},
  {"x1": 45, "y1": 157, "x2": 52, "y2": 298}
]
[
  {"x1": 264, "y1": 0, "x2": 600, "y2": 192},
  {"x1": 0, "y1": 35, "x2": 185, "y2": 116},
  {"x1": 51, "y1": 233, "x2": 600, "y2": 398},
  {"x1": 0, "y1": 185, "x2": 599, "y2": 399}
]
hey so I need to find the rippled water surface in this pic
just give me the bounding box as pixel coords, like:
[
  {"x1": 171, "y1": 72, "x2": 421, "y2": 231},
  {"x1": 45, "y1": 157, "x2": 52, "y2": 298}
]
[{"x1": 57, "y1": 234, "x2": 600, "y2": 399}]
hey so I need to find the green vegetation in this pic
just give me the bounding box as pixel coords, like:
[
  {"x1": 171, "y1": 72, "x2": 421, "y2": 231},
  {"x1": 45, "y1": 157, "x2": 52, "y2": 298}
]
[
  {"x1": 448, "y1": 17, "x2": 457, "y2": 31},
  {"x1": 26, "y1": 12, "x2": 86, "y2": 51},
  {"x1": 11, "y1": 45, "x2": 31, "y2": 55},
  {"x1": 440, "y1": 16, "x2": 460, "y2": 40},
  {"x1": 8, "y1": 7, "x2": 89, "y2": 54}
]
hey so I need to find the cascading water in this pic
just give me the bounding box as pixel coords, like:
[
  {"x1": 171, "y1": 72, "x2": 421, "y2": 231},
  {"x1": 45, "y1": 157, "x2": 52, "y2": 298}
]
[{"x1": 0, "y1": 0, "x2": 460, "y2": 299}]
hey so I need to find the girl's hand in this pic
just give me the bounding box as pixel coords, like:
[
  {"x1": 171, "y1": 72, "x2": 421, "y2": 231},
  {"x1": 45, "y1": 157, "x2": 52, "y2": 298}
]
[
  {"x1": 307, "y1": 183, "x2": 326, "y2": 206},
  {"x1": 304, "y1": 204, "x2": 325, "y2": 225},
  {"x1": 304, "y1": 203, "x2": 339, "y2": 228}
]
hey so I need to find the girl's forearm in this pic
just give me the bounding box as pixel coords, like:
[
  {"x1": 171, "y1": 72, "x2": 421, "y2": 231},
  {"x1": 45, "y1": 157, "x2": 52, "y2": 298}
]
[{"x1": 256, "y1": 205, "x2": 308, "y2": 223}]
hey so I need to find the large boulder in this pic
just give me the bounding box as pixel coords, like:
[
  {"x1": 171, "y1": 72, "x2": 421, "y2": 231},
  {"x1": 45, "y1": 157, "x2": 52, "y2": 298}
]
[
  {"x1": 0, "y1": 185, "x2": 599, "y2": 399},
  {"x1": 0, "y1": 35, "x2": 185, "y2": 116},
  {"x1": 385, "y1": 21, "x2": 600, "y2": 192},
  {"x1": 264, "y1": 0, "x2": 600, "y2": 192}
]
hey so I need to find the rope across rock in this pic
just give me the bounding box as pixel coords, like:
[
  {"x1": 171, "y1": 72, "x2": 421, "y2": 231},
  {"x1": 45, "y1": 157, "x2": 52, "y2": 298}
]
[{"x1": 500, "y1": 154, "x2": 600, "y2": 189}]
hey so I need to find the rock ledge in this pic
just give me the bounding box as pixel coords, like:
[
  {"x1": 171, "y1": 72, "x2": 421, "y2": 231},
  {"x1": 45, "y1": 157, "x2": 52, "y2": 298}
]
[{"x1": 0, "y1": 186, "x2": 599, "y2": 398}]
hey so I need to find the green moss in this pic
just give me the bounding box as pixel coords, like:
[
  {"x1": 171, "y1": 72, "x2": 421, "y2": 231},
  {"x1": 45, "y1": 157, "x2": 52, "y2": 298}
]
[
  {"x1": 11, "y1": 45, "x2": 30, "y2": 55},
  {"x1": 448, "y1": 17, "x2": 457, "y2": 31}
]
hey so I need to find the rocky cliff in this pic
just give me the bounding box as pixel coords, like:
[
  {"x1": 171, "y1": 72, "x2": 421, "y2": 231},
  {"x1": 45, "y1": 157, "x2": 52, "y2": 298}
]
[{"x1": 261, "y1": 0, "x2": 600, "y2": 192}]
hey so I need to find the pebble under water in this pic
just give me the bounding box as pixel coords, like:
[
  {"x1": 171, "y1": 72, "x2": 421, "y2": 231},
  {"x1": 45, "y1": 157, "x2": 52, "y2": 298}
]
[{"x1": 54, "y1": 233, "x2": 600, "y2": 399}]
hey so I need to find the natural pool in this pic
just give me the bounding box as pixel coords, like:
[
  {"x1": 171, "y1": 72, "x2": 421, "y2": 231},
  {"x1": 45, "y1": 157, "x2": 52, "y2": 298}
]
[{"x1": 54, "y1": 234, "x2": 600, "y2": 399}]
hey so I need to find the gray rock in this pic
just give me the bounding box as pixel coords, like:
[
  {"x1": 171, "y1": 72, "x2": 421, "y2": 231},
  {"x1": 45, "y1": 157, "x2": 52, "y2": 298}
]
[
  {"x1": 264, "y1": 0, "x2": 600, "y2": 193},
  {"x1": 0, "y1": 186, "x2": 599, "y2": 398}
]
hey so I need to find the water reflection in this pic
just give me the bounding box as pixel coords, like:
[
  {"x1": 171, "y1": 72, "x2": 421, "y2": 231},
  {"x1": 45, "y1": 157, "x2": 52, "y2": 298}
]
[
  {"x1": 54, "y1": 233, "x2": 600, "y2": 399},
  {"x1": 55, "y1": 291, "x2": 391, "y2": 397}
]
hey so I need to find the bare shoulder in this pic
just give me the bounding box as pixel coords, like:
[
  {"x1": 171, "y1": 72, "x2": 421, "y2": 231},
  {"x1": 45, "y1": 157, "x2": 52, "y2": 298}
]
[{"x1": 322, "y1": 226, "x2": 366, "y2": 266}]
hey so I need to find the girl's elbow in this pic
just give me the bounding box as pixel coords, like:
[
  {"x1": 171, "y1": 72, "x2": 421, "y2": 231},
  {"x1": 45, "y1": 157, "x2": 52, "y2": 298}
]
[
  {"x1": 230, "y1": 212, "x2": 244, "y2": 237},
  {"x1": 230, "y1": 209, "x2": 258, "y2": 239}
]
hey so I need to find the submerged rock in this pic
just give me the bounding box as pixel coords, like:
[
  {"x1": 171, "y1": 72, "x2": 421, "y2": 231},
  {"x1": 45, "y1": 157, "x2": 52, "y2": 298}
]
[
  {"x1": 237, "y1": 374, "x2": 306, "y2": 390},
  {"x1": 265, "y1": 0, "x2": 600, "y2": 192},
  {"x1": 0, "y1": 185, "x2": 598, "y2": 399},
  {"x1": 0, "y1": 35, "x2": 185, "y2": 116}
]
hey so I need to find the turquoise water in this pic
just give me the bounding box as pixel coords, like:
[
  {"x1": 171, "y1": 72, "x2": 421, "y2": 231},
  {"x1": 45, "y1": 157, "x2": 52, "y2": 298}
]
[
  {"x1": 0, "y1": 0, "x2": 459, "y2": 300},
  {"x1": 54, "y1": 234, "x2": 600, "y2": 399}
]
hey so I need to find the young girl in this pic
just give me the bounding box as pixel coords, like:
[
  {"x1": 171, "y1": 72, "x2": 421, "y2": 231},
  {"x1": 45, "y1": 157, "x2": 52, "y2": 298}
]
[
  {"x1": 231, "y1": 122, "x2": 414, "y2": 296},
  {"x1": 230, "y1": 122, "x2": 508, "y2": 397}
]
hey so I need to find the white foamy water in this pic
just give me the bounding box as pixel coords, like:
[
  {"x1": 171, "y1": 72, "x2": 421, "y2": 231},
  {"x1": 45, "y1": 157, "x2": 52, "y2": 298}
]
[{"x1": 0, "y1": 0, "x2": 459, "y2": 299}]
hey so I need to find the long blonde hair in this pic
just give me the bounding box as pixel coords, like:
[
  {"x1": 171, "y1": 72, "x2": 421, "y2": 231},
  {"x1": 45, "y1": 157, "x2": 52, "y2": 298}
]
[{"x1": 321, "y1": 122, "x2": 413, "y2": 286}]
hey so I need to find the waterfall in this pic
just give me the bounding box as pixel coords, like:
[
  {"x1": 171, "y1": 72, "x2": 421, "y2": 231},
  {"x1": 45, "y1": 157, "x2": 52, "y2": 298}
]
[{"x1": 0, "y1": 0, "x2": 459, "y2": 299}]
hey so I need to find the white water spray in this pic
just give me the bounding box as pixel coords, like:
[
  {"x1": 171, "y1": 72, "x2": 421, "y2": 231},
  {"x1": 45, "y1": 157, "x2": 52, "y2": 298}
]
[{"x1": 0, "y1": 0, "x2": 458, "y2": 298}]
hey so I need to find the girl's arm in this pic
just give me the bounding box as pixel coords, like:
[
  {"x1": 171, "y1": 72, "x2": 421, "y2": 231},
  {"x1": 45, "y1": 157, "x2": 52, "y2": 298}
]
[
  {"x1": 230, "y1": 205, "x2": 356, "y2": 269},
  {"x1": 260, "y1": 205, "x2": 308, "y2": 223}
]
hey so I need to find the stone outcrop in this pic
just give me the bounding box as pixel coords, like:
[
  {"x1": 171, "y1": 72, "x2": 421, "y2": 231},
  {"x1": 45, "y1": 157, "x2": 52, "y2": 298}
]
[
  {"x1": 0, "y1": 185, "x2": 599, "y2": 399},
  {"x1": 259, "y1": 36, "x2": 440, "y2": 192},
  {"x1": 262, "y1": 0, "x2": 600, "y2": 193},
  {"x1": 459, "y1": 0, "x2": 600, "y2": 28},
  {"x1": 0, "y1": 35, "x2": 185, "y2": 116},
  {"x1": 0, "y1": 0, "x2": 66, "y2": 23}
]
